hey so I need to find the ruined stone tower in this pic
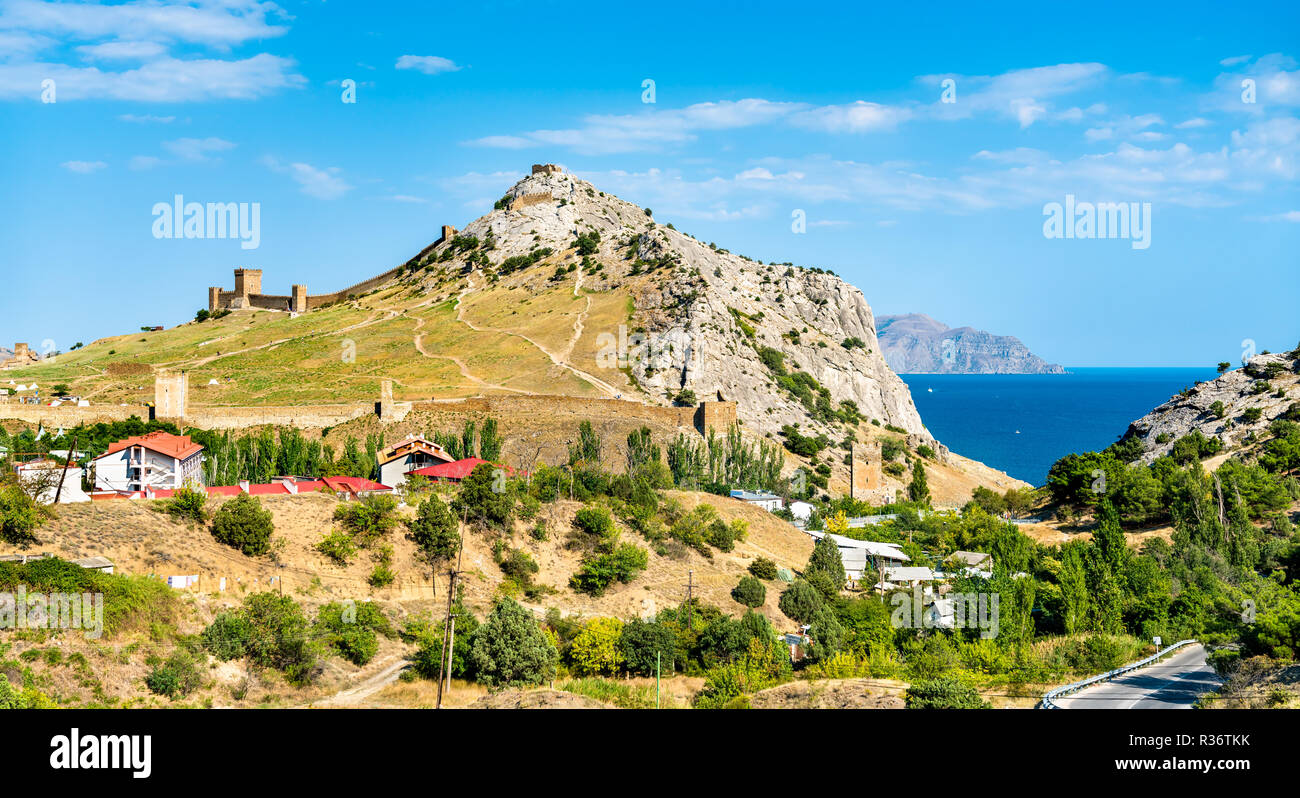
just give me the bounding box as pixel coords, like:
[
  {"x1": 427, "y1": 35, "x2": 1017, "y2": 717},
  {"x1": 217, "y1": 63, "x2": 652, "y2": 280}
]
[
  {"x1": 850, "y1": 440, "x2": 884, "y2": 501},
  {"x1": 693, "y1": 400, "x2": 737, "y2": 437},
  {"x1": 154, "y1": 371, "x2": 188, "y2": 420},
  {"x1": 291, "y1": 284, "x2": 308, "y2": 313}
]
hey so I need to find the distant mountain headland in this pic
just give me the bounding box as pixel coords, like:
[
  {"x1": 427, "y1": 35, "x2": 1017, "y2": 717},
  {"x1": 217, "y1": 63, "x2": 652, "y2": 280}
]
[{"x1": 877, "y1": 313, "x2": 1066, "y2": 374}]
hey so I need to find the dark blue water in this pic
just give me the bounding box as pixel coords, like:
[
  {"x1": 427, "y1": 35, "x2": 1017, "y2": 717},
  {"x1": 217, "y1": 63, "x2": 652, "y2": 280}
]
[{"x1": 899, "y1": 368, "x2": 1220, "y2": 485}]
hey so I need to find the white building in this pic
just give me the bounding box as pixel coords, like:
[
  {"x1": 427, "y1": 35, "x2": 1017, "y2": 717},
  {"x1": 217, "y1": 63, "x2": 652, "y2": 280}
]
[
  {"x1": 947, "y1": 550, "x2": 994, "y2": 579},
  {"x1": 14, "y1": 460, "x2": 90, "y2": 504},
  {"x1": 92, "y1": 431, "x2": 204, "y2": 493},
  {"x1": 789, "y1": 500, "x2": 815, "y2": 523},
  {"x1": 376, "y1": 435, "x2": 455, "y2": 488},
  {"x1": 729, "y1": 489, "x2": 784, "y2": 512},
  {"x1": 883, "y1": 566, "x2": 948, "y2": 586},
  {"x1": 804, "y1": 530, "x2": 910, "y2": 582}
]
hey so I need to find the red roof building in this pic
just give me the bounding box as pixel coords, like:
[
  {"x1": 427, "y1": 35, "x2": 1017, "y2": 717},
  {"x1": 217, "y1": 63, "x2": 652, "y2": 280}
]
[{"x1": 409, "y1": 458, "x2": 515, "y2": 482}]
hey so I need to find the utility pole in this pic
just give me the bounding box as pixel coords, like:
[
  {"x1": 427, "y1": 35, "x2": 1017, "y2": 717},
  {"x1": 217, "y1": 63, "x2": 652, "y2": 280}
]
[
  {"x1": 444, "y1": 535, "x2": 465, "y2": 695},
  {"x1": 435, "y1": 565, "x2": 457, "y2": 709},
  {"x1": 684, "y1": 569, "x2": 694, "y2": 632},
  {"x1": 656, "y1": 651, "x2": 661, "y2": 709},
  {"x1": 53, "y1": 434, "x2": 78, "y2": 505},
  {"x1": 435, "y1": 510, "x2": 467, "y2": 709}
]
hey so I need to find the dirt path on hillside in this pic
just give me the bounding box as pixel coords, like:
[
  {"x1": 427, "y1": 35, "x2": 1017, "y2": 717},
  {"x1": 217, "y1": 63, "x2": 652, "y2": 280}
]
[
  {"x1": 307, "y1": 655, "x2": 410, "y2": 708},
  {"x1": 558, "y1": 262, "x2": 592, "y2": 364},
  {"x1": 406, "y1": 302, "x2": 533, "y2": 396},
  {"x1": 455, "y1": 273, "x2": 623, "y2": 398}
]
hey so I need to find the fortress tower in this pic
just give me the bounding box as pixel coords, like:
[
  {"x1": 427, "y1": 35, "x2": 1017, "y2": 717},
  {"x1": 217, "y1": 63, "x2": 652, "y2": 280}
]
[
  {"x1": 234, "y1": 268, "x2": 262, "y2": 302},
  {"x1": 154, "y1": 371, "x2": 188, "y2": 420}
]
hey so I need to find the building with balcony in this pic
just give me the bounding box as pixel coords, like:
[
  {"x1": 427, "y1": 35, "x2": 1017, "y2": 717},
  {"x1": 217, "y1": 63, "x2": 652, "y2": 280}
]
[{"x1": 92, "y1": 431, "x2": 204, "y2": 494}]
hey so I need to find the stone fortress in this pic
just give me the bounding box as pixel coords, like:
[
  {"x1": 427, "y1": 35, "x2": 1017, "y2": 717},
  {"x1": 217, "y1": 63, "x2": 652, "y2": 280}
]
[
  {"x1": 206, "y1": 166, "x2": 564, "y2": 314},
  {"x1": 207, "y1": 227, "x2": 459, "y2": 314}
]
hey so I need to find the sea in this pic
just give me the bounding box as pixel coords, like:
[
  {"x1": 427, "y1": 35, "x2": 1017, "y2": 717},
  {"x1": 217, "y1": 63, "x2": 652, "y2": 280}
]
[{"x1": 899, "y1": 368, "x2": 1222, "y2": 486}]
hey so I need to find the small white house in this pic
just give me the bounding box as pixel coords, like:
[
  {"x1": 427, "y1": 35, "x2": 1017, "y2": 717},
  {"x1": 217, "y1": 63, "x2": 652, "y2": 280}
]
[
  {"x1": 14, "y1": 460, "x2": 90, "y2": 504},
  {"x1": 789, "y1": 500, "x2": 815, "y2": 523},
  {"x1": 92, "y1": 431, "x2": 204, "y2": 493},
  {"x1": 805, "y1": 530, "x2": 910, "y2": 582},
  {"x1": 947, "y1": 550, "x2": 994, "y2": 579},
  {"x1": 883, "y1": 566, "x2": 948, "y2": 586},
  {"x1": 729, "y1": 489, "x2": 784, "y2": 512}
]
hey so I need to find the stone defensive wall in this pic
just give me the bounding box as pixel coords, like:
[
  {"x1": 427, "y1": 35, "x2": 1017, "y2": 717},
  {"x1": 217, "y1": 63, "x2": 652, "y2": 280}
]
[
  {"x1": 412, "y1": 395, "x2": 700, "y2": 428},
  {"x1": 0, "y1": 403, "x2": 148, "y2": 426},
  {"x1": 0, "y1": 402, "x2": 370, "y2": 430},
  {"x1": 303, "y1": 265, "x2": 405, "y2": 310}
]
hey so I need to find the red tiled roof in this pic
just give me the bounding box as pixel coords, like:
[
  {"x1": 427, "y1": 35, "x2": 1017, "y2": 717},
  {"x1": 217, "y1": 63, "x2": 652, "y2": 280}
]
[
  {"x1": 377, "y1": 436, "x2": 455, "y2": 467},
  {"x1": 409, "y1": 458, "x2": 511, "y2": 480},
  {"x1": 99, "y1": 430, "x2": 203, "y2": 461},
  {"x1": 321, "y1": 476, "x2": 391, "y2": 494},
  {"x1": 247, "y1": 483, "x2": 291, "y2": 496}
]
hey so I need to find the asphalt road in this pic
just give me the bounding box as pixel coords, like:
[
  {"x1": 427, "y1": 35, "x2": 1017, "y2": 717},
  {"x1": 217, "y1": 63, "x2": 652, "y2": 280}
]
[{"x1": 1053, "y1": 644, "x2": 1223, "y2": 709}]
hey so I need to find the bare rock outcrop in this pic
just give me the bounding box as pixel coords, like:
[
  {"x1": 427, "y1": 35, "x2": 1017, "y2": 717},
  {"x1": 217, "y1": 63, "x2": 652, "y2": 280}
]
[{"x1": 1123, "y1": 352, "x2": 1300, "y2": 463}]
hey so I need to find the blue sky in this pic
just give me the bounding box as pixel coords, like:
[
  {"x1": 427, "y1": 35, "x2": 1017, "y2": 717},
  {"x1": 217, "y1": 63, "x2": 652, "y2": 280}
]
[{"x1": 1, "y1": 0, "x2": 1297, "y2": 367}]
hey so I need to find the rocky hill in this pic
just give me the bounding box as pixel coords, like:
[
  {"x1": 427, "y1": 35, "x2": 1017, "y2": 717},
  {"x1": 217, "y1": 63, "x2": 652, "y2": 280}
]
[
  {"x1": 0, "y1": 166, "x2": 1054, "y2": 502},
  {"x1": 877, "y1": 313, "x2": 1065, "y2": 374},
  {"x1": 1122, "y1": 351, "x2": 1300, "y2": 464},
  {"x1": 442, "y1": 167, "x2": 931, "y2": 445}
]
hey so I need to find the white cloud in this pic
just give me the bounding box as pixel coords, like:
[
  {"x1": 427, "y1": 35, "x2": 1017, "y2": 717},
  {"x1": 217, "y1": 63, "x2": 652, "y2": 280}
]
[
  {"x1": 0, "y1": 1, "x2": 303, "y2": 102},
  {"x1": 395, "y1": 55, "x2": 461, "y2": 75},
  {"x1": 1176, "y1": 117, "x2": 1211, "y2": 129},
  {"x1": 0, "y1": 53, "x2": 305, "y2": 101},
  {"x1": 60, "y1": 159, "x2": 106, "y2": 173},
  {"x1": 263, "y1": 156, "x2": 352, "y2": 200},
  {"x1": 162, "y1": 136, "x2": 234, "y2": 161},
  {"x1": 76, "y1": 40, "x2": 166, "y2": 60},
  {"x1": 0, "y1": 0, "x2": 290, "y2": 48},
  {"x1": 118, "y1": 113, "x2": 174, "y2": 123},
  {"x1": 468, "y1": 98, "x2": 808, "y2": 154},
  {"x1": 789, "y1": 101, "x2": 911, "y2": 133},
  {"x1": 924, "y1": 63, "x2": 1109, "y2": 127},
  {"x1": 128, "y1": 155, "x2": 162, "y2": 170},
  {"x1": 1220, "y1": 55, "x2": 1253, "y2": 67},
  {"x1": 1259, "y1": 210, "x2": 1300, "y2": 222}
]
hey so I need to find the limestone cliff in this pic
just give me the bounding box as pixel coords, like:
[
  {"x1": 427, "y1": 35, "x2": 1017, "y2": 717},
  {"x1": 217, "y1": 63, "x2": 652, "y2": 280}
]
[{"x1": 877, "y1": 313, "x2": 1065, "y2": 374}]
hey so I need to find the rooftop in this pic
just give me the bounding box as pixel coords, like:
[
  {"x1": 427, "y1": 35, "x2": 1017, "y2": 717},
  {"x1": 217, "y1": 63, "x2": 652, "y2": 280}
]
[{"x1": 99, "y1": 430, "x2": 203, "y2": 461}]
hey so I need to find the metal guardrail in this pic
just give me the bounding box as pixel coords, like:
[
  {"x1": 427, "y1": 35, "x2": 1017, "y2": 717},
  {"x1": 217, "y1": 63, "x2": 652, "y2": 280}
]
[{"x1": 1040, "y1": 639, "x2": 1198, "y2": 709}]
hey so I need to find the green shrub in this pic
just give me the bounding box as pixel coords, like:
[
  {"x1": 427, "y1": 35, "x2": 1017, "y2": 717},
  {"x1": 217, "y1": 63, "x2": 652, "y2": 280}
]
[
  {"x1": 165, "y1": 485, "x2": 208, "y2": 525},
  {"x1": 333, "y1": 494, "x2": 399, "y2": 545},
  {"x1": 315, "y1": 530, "x2": 357, "y2": 565},
  {"x1": 731, "y1": 575, "x2": 767, "y2": 608},
  {"x1": 315, "y1": 601, "x2": 391, "y2": 666},
  {"x1": 211, "y1": 493, "x2": 275, "y2": 556},
  {"x1": 905, "y1": 676, "x2": 990, "y2": 709},
  {"x1": 368, "y1": 564, "x2": 396, "y2": 588},
  {"x1": 570, "y1": 543, "x2": 648, "y2": 596},
  {"x1": 778, "y1": 579, "x2": 823, "y2": 624},
  {"x1": 748, "y1": 557, "x2": 778, "y2": 580},
  {"x1": 203, "y1": 611, "x2": 251, "y2": 661},
  {"x1": 146, "y1": 649, "x2": 203, "y2": 699},
  {"x1": 468, "y1": 597, "x2": 558, "y2": 687},
  {"x1": 0, "y1": 485, "x2": 42, "y2": 544},
  {"x1": 618, "y1": 618, "x2": 677, "y2": 676}
]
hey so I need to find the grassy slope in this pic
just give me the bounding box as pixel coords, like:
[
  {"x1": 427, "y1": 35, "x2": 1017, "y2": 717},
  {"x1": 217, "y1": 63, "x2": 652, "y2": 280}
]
[{"x1": 2, "y1": 256, "x2": 638, "y2": 405}]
